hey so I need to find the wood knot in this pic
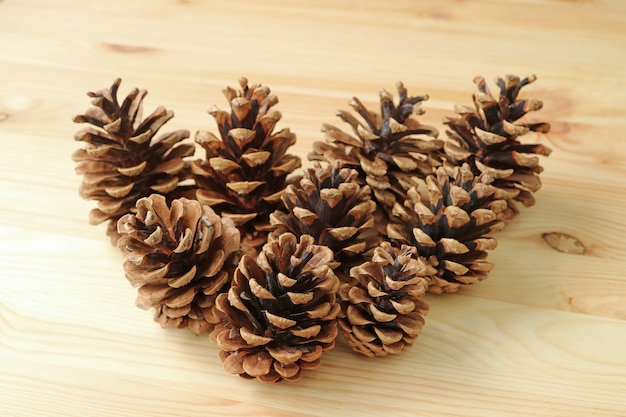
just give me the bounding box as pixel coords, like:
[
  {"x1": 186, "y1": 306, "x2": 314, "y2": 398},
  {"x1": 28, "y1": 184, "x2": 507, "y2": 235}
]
[
  {"x1": 0, "y1": 112, "x2": 8, "y2": 122},
  {"x1": 541, "y1": 232, "x2": 586, "y2": 255}
]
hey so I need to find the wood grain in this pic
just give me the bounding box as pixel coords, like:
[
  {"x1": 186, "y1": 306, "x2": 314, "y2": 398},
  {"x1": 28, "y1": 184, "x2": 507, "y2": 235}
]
[{"x1": 1, "y1": 0, "x2": 626, "y2": 416}]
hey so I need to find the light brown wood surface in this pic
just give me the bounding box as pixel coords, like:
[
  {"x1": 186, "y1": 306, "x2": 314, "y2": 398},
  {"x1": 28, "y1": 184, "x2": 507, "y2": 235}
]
[{"x1": 1, "y1": 0, "x2": 626, "y2": 416}]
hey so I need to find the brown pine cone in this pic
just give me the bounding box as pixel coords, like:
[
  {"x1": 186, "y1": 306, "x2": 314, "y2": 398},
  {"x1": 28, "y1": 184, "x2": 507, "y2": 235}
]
[
  {"x1": 191, "y1": 77, "x2": 301, "y2": 256},
  {"x1": 309, "y1": 82, "x2": 443, "y2": 212},
  {"x1": 210, "y1": 233, "x2": 340, "y2": 383},
  {"x1": 72, "y1": 78, "x2": 195, "y2": 243},
  {"x1": 338, "y1": 242, "x2": 431, "y2": 357},
  {"x1": 117, "y1": 194, "x2": 240, "y2": 334},
  {"x1": 269, "y1": 161, "x2": 381, "y2": 278},
  {"x1": 444, "y1": 74, "x2": 552, "y2": 219},
  {"x1": 387, "y1": 164, "x2": 506, "y2": 294}
]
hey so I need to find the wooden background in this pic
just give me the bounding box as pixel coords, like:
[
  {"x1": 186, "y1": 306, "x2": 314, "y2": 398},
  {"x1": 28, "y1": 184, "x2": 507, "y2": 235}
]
[{"x1": 1, "y1": 0, "x2": 625, "y2": 416}]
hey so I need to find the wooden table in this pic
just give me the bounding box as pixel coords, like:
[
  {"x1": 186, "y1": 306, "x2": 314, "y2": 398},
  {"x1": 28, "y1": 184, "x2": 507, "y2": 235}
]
[{"x1": 1, "y1": 1, "x2": 625, "y2": 416}]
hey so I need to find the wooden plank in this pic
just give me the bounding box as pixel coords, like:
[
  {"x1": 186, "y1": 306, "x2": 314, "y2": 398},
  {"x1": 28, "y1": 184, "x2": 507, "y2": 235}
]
[{"x1": 1, "y1": 0, "x2": 625, "y2": 416}]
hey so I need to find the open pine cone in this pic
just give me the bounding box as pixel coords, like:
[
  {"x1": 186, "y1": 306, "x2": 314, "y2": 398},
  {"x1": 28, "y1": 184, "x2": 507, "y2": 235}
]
[
  {"x1": 191, "y1": 77, "x2": 301, "y2": 256},
  {"x1": 210, "y1": 233, "x2": 340, "y2": 383},
  {"x1": 309, "y1": 82, "x2": 443, "y2": 212},
  {"x1": 117, "y1": 194, "x2": 240, "y2": 334},
  {"x1": 387, "y1": 164, "x2": 506, "y2": 294},
  {"x1": 338, "y1": 242, "x2": 431, "y2": 357},
  {"x1": 72, "y1": 78, "x2": 194, "y2": 243},
  {"x1": 444, "y1": 74, "x2": 552, "y2": 219},
  {"x1": 269, "y1": 161, "x2": 381, "y2": 278}
]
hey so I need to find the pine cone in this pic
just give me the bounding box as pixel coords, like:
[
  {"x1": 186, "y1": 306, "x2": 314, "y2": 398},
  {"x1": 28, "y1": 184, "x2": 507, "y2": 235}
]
[
  {"x1": 269, "y1": 161, "x2": 381, "y2": 278},
  {"x1": 444, "y1": 74, "x2": 552, "y2": 219},
  {"x1": 117, "y1": 194, "x2": 241, "y2": 335},
  {"x1": 387, "y1": 164, "x2": 506, "y2": 294},
  {"x1": 309, "y1": 82, "x2": 443, "y2": 212},
  {"x1": 338, "y1": 242, "x2": 430, "y2": 357},
  {"x1": 191, "y1": 77, "x2": 302, "y2": 255},
  {"x1": 210, "y1": 233, "x2": 340, "y2": 383},
  {"x1": 72, "y1": 78, "x2": 194, "y2": 243}
]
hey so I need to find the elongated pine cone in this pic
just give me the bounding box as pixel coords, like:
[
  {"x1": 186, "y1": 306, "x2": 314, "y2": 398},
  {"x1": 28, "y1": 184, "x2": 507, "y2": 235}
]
[
  {"x1": 210, "y1": 233, "x2": 340, "y2": 383},
  {"x1": 72, "y1": 78, "x2": 194, "y2": 242},
  {"x1": 191, "y1": 77, "x2": 302, "y2": 255},
  {"x1": 309, "y1": 82, "x2": 443, "y2": 212},
  {"x1": 338, "y1": 242, "x2": 431, "y2": 357},
  {"x1": 444, "y1": 74, "x2": 552, "y2": 219},
  {"x1": 117, "y1": 194, "x2": 241, "y2": 335},
  {"x1": 269, "y1": 161, "x2": 380, "y2": 277},
  {"x1": 387, "y1": 164, "x2": 506, "y2": 294}
]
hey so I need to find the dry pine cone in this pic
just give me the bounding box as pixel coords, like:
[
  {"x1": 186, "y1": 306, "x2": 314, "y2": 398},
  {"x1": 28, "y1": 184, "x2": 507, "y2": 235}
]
[
  {"x1": 444, "y1": 74, "x2": 552, "y2": 219},
  {"x1": 388, "y1": 164, "x2": 506, "y2": 293},
  {"x1": 191, "y1": 77, "x2": 301, "y2": 255},
  {"x1": 210, "y1": 233, "x2": 340, "y2": 383},
  {"x1": 117, "y1": 194, "x2": 240, "y2": 334},
  {"x1": 72, "y1": 78, "x2": 194, "y2": 242},
  {"x1": 269, "y1": 161, "x2": 380, "y2": 277},
  {"x1": 338, "y1": 242, "x2": 430, "y2": 357},
  {"x1": 310, "y1": 82, "x2": 443, "y2": 212}
]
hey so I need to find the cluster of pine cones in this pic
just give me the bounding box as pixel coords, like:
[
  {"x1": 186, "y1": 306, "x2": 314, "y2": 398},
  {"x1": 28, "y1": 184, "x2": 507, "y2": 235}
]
[{"x1": 72, "y1": 75, "x2": 551, "y2": 382}]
